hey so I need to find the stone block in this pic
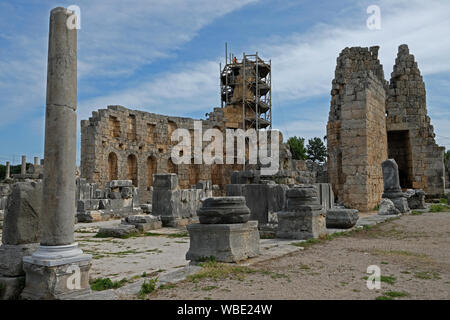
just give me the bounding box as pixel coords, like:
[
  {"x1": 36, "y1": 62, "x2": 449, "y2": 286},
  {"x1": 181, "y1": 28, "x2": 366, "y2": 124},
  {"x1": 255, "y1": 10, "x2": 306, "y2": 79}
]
[
  {"x1": 2, "y1": 182, "x2": 42, "y2": 245},
  {"x1": 378, "y1": 198, "x2": 399, "y2": 215},
  {"x1": 404, "y1": 189, "x2": 426, "y2": 209},
  {"x1": 326, "y1": 208, "x2": 359, "y2": 229},
  {"x1": 108, "y1": 180, "x2": 133, "y2": 188},
  {"x1": 276, "y1": 206, "x2": 326, "y2": 239},
  {"x1": 21, "y1": 258, "x2": 91, "y2": 300},
  {"x1": 186, "y1": 221, "x2": 260, "y2": 263},
  {"x1": 97, "y1": 225, "x2": 137, "y2": 238},
  {"x1": 0, "y1": 276, "x2": 25, "y2": 300},
  {"x1": 0, "y1": 243, "x2": 39, "y2": 277},
  {"x1": 140, "y1": 204, "x2": 152, "y2": 214},
  {"x1": 121, "y1": 187, "x2": 133, "y2": 199},
  {"x1": 153, "y1": 174, "x2": 178, "y2": 190}
]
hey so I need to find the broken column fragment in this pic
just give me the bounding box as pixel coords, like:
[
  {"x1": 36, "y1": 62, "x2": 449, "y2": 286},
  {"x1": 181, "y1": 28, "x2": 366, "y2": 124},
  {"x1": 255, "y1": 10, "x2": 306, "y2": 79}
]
[
  {"x1": 21, "y1": 7, "x2": 91, "y2": 300},
  {"x1": 381, "y1": 159, "x2": 410, "y2": 214},
  {"x1": 186, "y1": 197, "x2": 260, "y2": 263}
]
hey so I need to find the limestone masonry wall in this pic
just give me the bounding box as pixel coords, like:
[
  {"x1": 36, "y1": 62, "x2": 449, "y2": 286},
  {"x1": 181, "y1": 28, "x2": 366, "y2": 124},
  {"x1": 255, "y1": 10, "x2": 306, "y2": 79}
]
[{"x1": 327, "y1": 44, "x2": 445, "y2": 211}]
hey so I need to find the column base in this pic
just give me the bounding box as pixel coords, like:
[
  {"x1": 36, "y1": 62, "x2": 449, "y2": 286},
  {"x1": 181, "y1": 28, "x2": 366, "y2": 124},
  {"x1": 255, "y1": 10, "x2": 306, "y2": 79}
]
[
  {"x1": 186, "y1": 221, "x2": 260, "y2": 263},
  {"x1": 21, "y1": 243, "x2": 92, "y2": 300}
]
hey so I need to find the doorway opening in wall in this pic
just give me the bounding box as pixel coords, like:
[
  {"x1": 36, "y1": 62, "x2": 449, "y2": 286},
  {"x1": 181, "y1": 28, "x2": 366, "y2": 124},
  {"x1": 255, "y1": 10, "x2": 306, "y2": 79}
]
[{"x1": 387, "y1": 130, "x2": 413, "y2": 189}]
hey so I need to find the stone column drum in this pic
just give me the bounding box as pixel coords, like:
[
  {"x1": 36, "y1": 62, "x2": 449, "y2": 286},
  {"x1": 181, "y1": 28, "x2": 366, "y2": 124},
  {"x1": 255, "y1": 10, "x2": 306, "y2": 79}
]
[
  {"x1": 5, "y1": 161, "x2": 10, "y2": 179},
  {"x1": 21, "y1": 155, "x2": 26, "y2": 175},
  {"x1": 186, "y1": 197, "x2": 260, "y2": 263},
  {"x1": 276, "y1": 185, "x2": 327, "y2": 239},
  {"x1": 381, "y1": 159, "x2": 409, "y2": 214},
  {"x1": 21, "y1": 7, "x2": 91, "y2": 300}
]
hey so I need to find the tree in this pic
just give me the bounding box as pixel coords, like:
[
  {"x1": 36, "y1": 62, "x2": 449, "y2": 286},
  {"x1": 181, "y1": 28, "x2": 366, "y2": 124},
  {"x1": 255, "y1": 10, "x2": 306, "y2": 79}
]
[
  {"x1": 445, "y1": 150, "x2": 450, "y2": 165},
  {"x1": 287, "y1": 136, "x2": 307, "y2": 160},
  {"x1": 307, "y1": 137, "x2": 327, "y2": 163}
]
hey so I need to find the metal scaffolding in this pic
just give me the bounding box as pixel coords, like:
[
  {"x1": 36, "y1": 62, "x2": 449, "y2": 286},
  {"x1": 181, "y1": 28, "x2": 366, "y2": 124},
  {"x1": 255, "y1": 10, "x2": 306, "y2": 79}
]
[{"x1": 220, "y1": 46, "x2": 272, "y2": 130}]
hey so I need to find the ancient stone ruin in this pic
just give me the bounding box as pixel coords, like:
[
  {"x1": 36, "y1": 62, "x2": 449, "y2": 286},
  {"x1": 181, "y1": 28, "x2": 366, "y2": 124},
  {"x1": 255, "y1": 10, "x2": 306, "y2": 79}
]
[
  {"x1": 327, "y1": 45, "x2": 445, "y2": 211},
  {"x1": 186, "y1": 196, "x2": 260, "y2": 262}
]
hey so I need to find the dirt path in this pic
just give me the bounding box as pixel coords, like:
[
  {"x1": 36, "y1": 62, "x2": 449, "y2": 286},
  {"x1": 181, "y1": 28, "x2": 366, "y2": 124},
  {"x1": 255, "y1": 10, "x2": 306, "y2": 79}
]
[{"x1": 151, "y1": 211, "x2": 450, "y2": 300}]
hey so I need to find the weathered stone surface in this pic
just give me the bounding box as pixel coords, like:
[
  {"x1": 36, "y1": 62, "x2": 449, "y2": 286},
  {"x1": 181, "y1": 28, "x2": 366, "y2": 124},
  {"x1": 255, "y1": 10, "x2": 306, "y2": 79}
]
[
  {"x1": 186, "y1": 221, "x2": 260, "y2": 263},
  {"x1": 382, "y1": 159, "x2": 402, "y2": 194},
  {"x1": 404, "y1": 189, "x2": 426, "y2": 209},
  {"x1": 121, "y1": 214, "x2": 162, "y2": 231},
  {"x1": 140, "y1": 204, "x2": 152, "y2": 214},
  {"x1": 326, "y1": 208, "x2": 359, "y2": 229},
  {"x1": 225, "y1": 183, "x2": 287, "y2": 224},
  {"x1": 21, "y1": 259, "x2": 91, "y2": 300},
  {"x1": 2, "y1": 181, "x2": 42, "y2": 245},
  {"x1": 378, "y1": 198, "x2": 399, "y2": 215},
  {"x1": 0, "y1": 276, "x2": 25, "y2": 300},
  {"x1": 381, "y1": 159, "x2": 410, "y2": 213},
  {"x1": 386, "y1": 44, "x2": 445, "y2": 197},
  {"x1": 97, "y1": 224, "x2": 137, "y2": 238},
  {"x1": 327, "y1": 46, "x2": 388, "y2": 212},
  {"x1": 197, "y1": 197, "x2": 250, "y2": 224},
  {"x1": 276, "y1": 185, "x2": 327, "y2": 239},
  {"x1": 108, "y1": 180, "x2": 133, "y2": 188},
  {"x1": 0, "y1": 243, "x2": 38, "y2": 277},
  {"x1": 154, "y1": 174, "x2": 178, "y2": 191}
]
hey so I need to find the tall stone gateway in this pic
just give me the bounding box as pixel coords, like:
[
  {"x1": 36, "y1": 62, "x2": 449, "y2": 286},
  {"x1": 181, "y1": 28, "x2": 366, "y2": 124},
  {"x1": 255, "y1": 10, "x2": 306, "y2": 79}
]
[
  {"x1": 386, "y1": 45, "x2": 445, "y2": 196},
  {"x1": 21, "y1": 7, "x2": 92, "y2": 299},
  {"x1": 327, "y1": 47, "x2": 388, "y2": 211}
]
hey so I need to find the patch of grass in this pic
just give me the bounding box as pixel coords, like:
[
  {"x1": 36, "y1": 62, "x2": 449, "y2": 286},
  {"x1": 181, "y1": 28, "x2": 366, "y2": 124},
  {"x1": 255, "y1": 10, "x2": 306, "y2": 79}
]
[
  {"x1": 299, "y1": 264, "x2": 310, "y2": 270},
  {"x1": 375, "y1": 295, "x2": 393, "y2": 300},
  {"x1": 384, "y1": 291, "x2": 409, "y2": 298},
  {"x1": 186, "y1": 260, "x2": 256, "y2": 283},
  {"x1": 201, "y1": 285, "x2": 218, "y2": 291},
  {"x1": 90, "y1": 277, "x2": 128, "y2": 291},
  {"x1": 362, "y1": 275, "x2": 396, "y2": 285},
  {"x1": 439, "y1": 197, "x2": 448, "y2": 205},
  {"x1": 167, "y1": 232, "x2": 189, "y2": 238},
  {"x1": 414, "y1": 271, "x2": 441, "y2": 280},
  {"x1": 260, "y1": 233, "x2": 276, "y2": 239},
  {"x1": 381, "y1": 261, "x2": 389, "y2": 265},
  {"x1": 429, "y1": 204, "x2": 450, "y2": 213},
  {"x1": 411, "y1": 210, "x2": 423, "y2": 215},
  {"x1": 380, "y1": 275, "x2": 397, "y2": 285},
  {"x1": 138, "y1": 278, "x2": 158, "y2": 299},
  {"x1": 143, "y1": 232, "x2": 164, "y2": 237},
  {"x1": 94, "y1": 231, "x2": 141, "y2": 239},
  {"x1": 372, "y1": 249, "x2": 428, "y2": 259},
  {"x1": 159, "y1": 283, "x2": 177, "y2": 290},
  {"x1": 373, "y1": 204, "x2": 380, "y2": 211}
]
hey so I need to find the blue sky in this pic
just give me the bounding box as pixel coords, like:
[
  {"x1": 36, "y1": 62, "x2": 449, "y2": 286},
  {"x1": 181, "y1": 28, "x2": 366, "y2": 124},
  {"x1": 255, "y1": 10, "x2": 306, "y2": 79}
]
[{"x1": 0, "y1": 0, "x2": 449, "y2": 165}]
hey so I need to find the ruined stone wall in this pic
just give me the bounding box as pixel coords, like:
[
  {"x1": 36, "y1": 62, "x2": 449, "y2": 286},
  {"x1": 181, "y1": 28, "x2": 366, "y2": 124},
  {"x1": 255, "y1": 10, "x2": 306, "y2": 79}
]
[
  {"x1": 327, "y1": 47, "x2": 388, "y2": 211},
  {"x1": 386, "y1": 45, "x2": 445, "y2": 196},
  {"x1": 81, "y1": 105, "x2": 243, "y2": 203}
]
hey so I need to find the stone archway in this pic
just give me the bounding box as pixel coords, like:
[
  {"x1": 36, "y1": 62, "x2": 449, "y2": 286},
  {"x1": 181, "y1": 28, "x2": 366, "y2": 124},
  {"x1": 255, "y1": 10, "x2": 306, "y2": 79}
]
[
  {"x1": 147, "y1": 156, "x2": 157, "y2": 188},
  {"x1": 127, "y1": 154, "x2": 138, "y2": 186},
  {"x1": 108, "y1": 152, "x2": 118, "y2": 181}
]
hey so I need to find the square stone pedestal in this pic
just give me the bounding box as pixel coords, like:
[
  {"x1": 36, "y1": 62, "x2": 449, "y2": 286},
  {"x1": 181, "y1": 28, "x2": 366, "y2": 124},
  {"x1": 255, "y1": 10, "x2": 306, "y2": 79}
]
[
  {"x1": 186, "y1": 221, "x2": 260, "y2": 263},
  {"x1": 276, "y1": 207, "x2": 326, "y2": 239},
  {"x1": 21, "y1": 244, "x2": 92, "y2": 300}
]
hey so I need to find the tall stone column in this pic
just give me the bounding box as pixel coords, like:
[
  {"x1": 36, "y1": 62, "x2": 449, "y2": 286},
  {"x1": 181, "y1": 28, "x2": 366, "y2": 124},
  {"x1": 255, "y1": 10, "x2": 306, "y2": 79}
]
[
  {"x1": 34, "y1": 157, "x2": 39, "y2": 166},
  {"x1": 5, "y1": 161, "x2": 10, "y2": 179},
  {"x1": 21, "y1": 155, "x2": 26, "y2": 175},
  {"x1": 22, "y1": 7, "x2": 91, "y2": 300}
]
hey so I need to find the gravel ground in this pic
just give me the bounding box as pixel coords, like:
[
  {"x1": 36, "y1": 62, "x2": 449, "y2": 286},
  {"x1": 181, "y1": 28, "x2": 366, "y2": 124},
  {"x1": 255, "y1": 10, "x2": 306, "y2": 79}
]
[{"x1": 151, "y1": 211, "x2": 450, "y2": 300}]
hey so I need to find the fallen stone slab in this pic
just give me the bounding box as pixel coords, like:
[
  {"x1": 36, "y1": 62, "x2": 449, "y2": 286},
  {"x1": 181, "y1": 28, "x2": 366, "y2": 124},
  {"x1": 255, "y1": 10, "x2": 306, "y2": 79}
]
[
  {"x1": 326, "y1": 208, "x2": 359, "y2": 229},
  {"x1": 121, "y1": 214, "x2": 162, "y2": 232},
  {"x1": 97, "y1": 225, "x2": 137, "y2": 238}
]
